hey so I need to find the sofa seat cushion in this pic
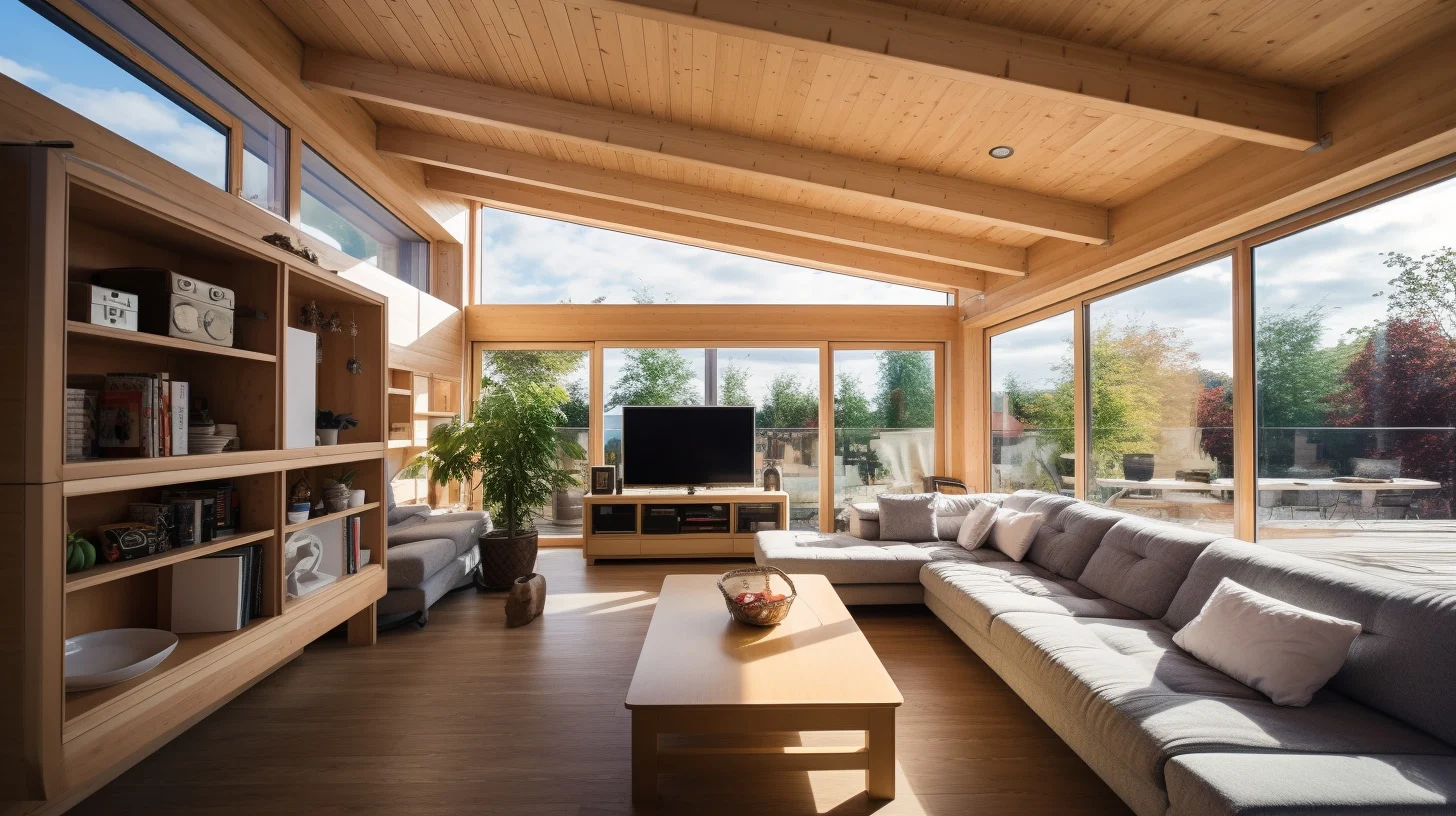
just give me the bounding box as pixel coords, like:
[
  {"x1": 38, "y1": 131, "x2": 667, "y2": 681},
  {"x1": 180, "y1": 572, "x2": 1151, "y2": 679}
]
[
  {"x1": 1165, "y1": 752, "x2": 1456, "y2": 815},
  {"x1": 755, "y1": 530, "x2": 1007, "y2": 584},
  {"x1": 986, "y1": 611, "x2": 1454, "y2": 788},
  {"x1": 387, "y1": 537, "x2": 460, "y2": 589},
  {"x1": 922, "y1": 560, "x2": 1142, "y2": 635}
]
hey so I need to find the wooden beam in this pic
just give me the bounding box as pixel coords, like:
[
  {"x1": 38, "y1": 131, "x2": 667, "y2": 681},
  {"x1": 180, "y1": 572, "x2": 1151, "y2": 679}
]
[
  {"x1": 379, "y1": 127, "x2": 1026, "y2": 276},
  {"x1": 431, "y1": 169, "x2": 983, "y2": 293},
  {"x1": 964, "y1": 34, "x2": 1456, "y2": 327},
  {"x1": 303, "y1": 48, "x2": 1109, "y2": 244},
  {"x1": 466, "y1": 305, "x2": 960, "y2": 343},
  {"x1": 584, "y1": 0, "x2": 1318, "y2": 150}
]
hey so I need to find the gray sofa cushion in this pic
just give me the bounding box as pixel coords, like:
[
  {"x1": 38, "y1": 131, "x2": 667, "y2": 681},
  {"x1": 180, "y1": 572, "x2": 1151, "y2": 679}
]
[
  {"x1": 1166, "y1": 538, "x2": 1456, "y2": 747},
  {"x1": 387, "y1": 537, "x2": 460, "y2": 588},
  {"x1": 987, "y1": 611, "x2": 1453, "y2": 788},
  {"x1": 755, "y1": 530, "x2": 1006, "y2": 584},
  {"x1": 847, "y1": 502, "x2": 880, "y2": 540},
  {"x1": 386, "y1": 517, "x2": 486, "y2": 556},
  {"x1": 1165, "y1": 752, "x2": 1456, "y2": 815},
  {"x1": 1079, "y1": 517, "x2": 1222, "y2": 618},
  {"x1": 1000, "y1": 489, "x2": 1045, "y2": 512},
  {"x1": 1023, "y1": 495, "x2": 1123, "y2": 580},
  {"x1": 876, "y1": 493, "x2": 938, "y2": 542},
  {"x1": 921, "y1": 560, "x2": 1142, "y2": 635}
]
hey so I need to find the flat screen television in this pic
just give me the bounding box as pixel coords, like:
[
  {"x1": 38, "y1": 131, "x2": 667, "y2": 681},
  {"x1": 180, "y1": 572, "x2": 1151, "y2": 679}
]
[{"x1": 621, "y1": 406, "x2": 755, "y2": 488}]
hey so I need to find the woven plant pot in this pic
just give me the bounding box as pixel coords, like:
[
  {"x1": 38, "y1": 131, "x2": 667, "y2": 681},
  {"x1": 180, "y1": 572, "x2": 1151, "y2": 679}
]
[{"x1": 476, "y1": 529, "x2": 539, "y2": 590}]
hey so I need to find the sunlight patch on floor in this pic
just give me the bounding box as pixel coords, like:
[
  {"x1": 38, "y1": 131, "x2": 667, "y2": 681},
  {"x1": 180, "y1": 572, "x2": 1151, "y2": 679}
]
[{"x1": 544, "y1": 590, "x2": 654, "y2": 615}]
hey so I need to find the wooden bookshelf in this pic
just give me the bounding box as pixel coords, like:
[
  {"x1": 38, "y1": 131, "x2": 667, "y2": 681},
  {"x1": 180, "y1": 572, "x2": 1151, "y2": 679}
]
[
  {"x1": 283, "y1": 501, "x2": 380, "y2": 534},
  {"x1": 0, "y1": 148, "x2": 389, "y2": 806}
]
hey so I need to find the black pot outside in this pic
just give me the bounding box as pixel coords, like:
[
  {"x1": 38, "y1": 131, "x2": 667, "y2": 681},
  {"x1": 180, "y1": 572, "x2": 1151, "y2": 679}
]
[{"x1": 1123, "y1": 453, "x2": 1155, "y2": 482}]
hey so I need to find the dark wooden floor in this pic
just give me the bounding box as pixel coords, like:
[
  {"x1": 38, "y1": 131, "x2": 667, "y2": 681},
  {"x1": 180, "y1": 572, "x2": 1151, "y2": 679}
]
[{"x1": 74, "y1": 549, "x2": 1130, "y2": 815}]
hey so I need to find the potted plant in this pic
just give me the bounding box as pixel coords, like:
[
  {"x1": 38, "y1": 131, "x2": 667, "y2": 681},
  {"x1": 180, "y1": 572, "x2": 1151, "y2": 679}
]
[
  {"x1": 417, "y1": 380, "x2": 583, "y2": 589},
  {"x1": 326, "y1": 468, "x2": 365, "y2": 508},
  {"x1": 315, "y1": 410, "x2": 358, "y2": 446}
]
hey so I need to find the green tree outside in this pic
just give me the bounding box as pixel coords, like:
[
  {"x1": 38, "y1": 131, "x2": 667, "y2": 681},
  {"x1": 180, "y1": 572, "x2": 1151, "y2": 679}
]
[
  {"x1": 874, "y1": 350, "x2": 935, "y2": 428},
  {"x1": 606, "y1": 348, "x2": 700, "y2": 409}
]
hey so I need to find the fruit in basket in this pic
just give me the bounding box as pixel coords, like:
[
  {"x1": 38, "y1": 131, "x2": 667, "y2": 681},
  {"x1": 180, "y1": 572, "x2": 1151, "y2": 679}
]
[
  {"x1": 65, "y1": 532, "x2": 96, "y2": 574},
  {"x1": 734, "y1": 592, "x2": 761, "y2": 605}
]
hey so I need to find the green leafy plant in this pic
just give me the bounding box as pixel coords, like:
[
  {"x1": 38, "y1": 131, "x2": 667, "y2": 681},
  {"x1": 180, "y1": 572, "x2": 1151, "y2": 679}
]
[
  {"x1": 316, "y1": 410, "x2": 359, "y2": 431},
  {"x1": 331, "y1": 468, "x2": 359, "y2": 488},
  {"x1": 417, "y1": 380, "x2": 584, "y2": 536}
]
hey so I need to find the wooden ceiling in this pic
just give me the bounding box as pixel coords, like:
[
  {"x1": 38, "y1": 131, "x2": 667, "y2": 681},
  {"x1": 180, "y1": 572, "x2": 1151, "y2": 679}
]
[{"x1": 263, "y1": 0, "x2": 1456, "y2": 294}]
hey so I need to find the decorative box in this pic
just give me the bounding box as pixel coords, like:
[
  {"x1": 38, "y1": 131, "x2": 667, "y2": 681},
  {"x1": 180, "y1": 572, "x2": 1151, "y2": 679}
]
[{"x1": 68, "y1": 282, "x2": 138, "y2": 332}]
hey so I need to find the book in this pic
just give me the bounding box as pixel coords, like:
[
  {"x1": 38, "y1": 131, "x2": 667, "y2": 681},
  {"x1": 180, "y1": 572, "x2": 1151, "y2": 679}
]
[
  {"x1": 171, "y1": 553, "x2": 247, "y2": 633},
  {"x1": 346, "y1": 516, "x2": 360, "y2": 575},
  {"x1": 126, "y1": 503, "x2": 174, "y2": 551},
  {"x1": 98, "y1": 380, "x2": 144, "y2": 457},
  {"x1": 170, "y1": 380, "x2": 189, "y2": 455},
  {"x1": 167, "y1": 497, "x2": 202, "y2": 548},
  {"x1": 164, "y1": 490, "x2": 217, "y2": 542},
  {"x1": 158, "y1": 372, "x2": 170, "y2": 457}
]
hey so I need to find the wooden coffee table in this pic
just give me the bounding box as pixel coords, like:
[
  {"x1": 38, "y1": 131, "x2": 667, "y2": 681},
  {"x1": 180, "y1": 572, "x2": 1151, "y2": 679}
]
[{"x1": 625, "y1": 573, "x2": 903, "y2": 803}]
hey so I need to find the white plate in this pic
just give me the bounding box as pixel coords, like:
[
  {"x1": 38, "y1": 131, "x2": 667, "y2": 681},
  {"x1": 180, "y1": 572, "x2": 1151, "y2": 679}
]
[{"x1": 65, "y1": 628, "x2": 179, "y2": 692}]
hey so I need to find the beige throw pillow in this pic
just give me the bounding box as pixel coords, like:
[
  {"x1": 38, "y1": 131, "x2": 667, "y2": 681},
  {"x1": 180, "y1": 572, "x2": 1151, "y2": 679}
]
[
  {"x1": 1173, "y1": 578, "x2": 1362, "y2": 707},
  {"x1": 955, "y1": 501, "x2": 997, "y2": 551},
  {"x1": 990, "y1": 508, "x2": 1042, "y2": 561}
]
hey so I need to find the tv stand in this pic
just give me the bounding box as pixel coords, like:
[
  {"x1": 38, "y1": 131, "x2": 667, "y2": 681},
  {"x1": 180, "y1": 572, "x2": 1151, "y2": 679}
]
[{"x1": 583, "y1": 489, "x2": 790, "y2": 564}]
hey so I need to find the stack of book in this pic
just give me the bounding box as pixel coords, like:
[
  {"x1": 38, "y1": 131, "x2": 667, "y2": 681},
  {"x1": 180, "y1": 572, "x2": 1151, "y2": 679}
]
[
  {"x1": 344, "y1": 515, "x2": 362, "y2": 575},
  {"x1": 128, "y1": 481, "x2": 240, "y2": 550},
  {"x1": 170, "y1": 543, "x2": 265, "y2": 633},
  {"x1": 64, "y1": 387, "x2": 98, "y2": 462},
  {"x1": 98, "y1": 373, "x2": 188, "y2": 458}
]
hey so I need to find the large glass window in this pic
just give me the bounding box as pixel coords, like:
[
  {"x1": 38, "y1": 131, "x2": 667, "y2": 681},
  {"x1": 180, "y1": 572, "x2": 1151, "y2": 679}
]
[
  {"x1": 831, "y1": 349, "x2": 938, "y2": 531},
  {"x1": 301, "y1": 144, "x2": 429, "y2": 289},
  {"x1": 478, "y1": 207, "x2": 951, "y2": 305},
  {"x1": 73, "y1": 0, "x2": 287, "y2": 215},
  {"x1": 480, "y1": 348, "x2": 590, "y2": 538},
  {"x1": 716, "y1": 348, "x2": 820, "y2": 530},
  {"x1": 1253, "y1": 176, "x2": 1456, "y2": 566},
  {"x1": 1085, "y1": 257, "x2": 1235, "y2": 535},
  {"x1": 990, "y1": 313, "x2": 1075, "y2": 493},
  {"x1": 0, "y1": 0, "x2": 226, "y2": 189}
]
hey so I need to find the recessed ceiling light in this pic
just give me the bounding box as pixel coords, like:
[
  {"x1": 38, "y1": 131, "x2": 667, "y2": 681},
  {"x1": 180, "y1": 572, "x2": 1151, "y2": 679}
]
[{"x1": 989, "y1": 145, "x2": 1014, "y2": 159}]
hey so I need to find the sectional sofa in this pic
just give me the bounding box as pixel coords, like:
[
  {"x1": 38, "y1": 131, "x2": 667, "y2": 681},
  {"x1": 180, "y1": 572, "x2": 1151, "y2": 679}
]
[{"x1": 755, "y1": 490, "x2": 1456, "y2": 815}]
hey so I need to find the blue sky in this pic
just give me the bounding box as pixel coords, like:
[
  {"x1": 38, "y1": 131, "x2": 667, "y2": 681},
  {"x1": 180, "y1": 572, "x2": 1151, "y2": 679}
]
[{"x1": 0, "y1": 0, "x2": 226, "y2": 187}]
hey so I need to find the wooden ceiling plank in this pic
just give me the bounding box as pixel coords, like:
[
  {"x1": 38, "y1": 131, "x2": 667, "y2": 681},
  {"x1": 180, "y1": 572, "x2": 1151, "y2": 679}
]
[
  {"x1": 638, "y1": 18, "x2": 672, "y2": 120},
  {"x1": 565, "y1": 2, "x2": 617, "y2": 109},
  {"x1": 484, "y1": 0, "x2": 564, "y2": 96},
  {"x1": 433, "y1": 171, "x2": 987, "y2": 292},
  {"x1": 565, "y1": 0, "x2": 1319, "y2": 149},
  {"x1": 387, "y1": 129, "x2": 1027, "y2": 275},
  {"x1": 539, "y1": 0, "x2": 596, "y2": 105},
  {"x1": 304, "y1": 48, "x2": 1111, "y2": 242}
]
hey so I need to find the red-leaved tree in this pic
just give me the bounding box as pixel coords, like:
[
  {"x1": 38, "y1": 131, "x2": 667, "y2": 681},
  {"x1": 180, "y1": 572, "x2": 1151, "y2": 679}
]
[{"x1": 1196, "y1": 384, "x2": 1234, "y2": 476}]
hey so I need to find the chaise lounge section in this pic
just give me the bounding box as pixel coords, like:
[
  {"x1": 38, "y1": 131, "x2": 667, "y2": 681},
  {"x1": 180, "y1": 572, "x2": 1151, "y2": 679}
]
[{"x1": 756, "y1": 490, "x2": 1456, "y2": 815}]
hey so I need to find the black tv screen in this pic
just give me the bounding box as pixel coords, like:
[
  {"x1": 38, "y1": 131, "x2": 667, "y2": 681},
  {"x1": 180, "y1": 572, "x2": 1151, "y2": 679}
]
[{"x1": 621, "y1": 406, "x2": 755, "y2": 487}]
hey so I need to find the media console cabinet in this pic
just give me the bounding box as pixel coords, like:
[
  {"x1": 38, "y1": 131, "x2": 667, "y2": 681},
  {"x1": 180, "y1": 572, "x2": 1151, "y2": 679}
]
[{"x1": 582, "y1": 490, "x2": 790, "y2": 564}]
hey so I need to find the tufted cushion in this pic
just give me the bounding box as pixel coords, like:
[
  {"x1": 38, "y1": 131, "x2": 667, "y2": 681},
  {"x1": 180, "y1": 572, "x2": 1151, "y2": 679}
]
[
  {"x1": 1023, "y1": 495, "x2": 1123, "y2": 580},
  {"x1": 921, "y1": 560, "x2": 1142, "y2": 635},
  {"x1": 1078, "y1": 516, "x2": 1221, "y2": 618},
  {"x1": 1167, "y1": 538, "x2": 1456, "y2": 747},
  {"x1": 988, "y1": 611, "x2": 1454, "y2": 788},
  {"x1": 847, "y1": 502, "x2": 880, "y2": 540},
  {"x1": 755, "y1": 530, "x2": 1007, "y2": 584}
]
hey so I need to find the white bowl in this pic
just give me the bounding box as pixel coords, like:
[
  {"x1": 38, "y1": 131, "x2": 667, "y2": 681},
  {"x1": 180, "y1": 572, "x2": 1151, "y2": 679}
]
[
  {"x1": 65, "y1": 628, "x2": 179, "y2": 692},
  {"x1": 287, "y1": 510, "x2": 310, "y2": 524}
]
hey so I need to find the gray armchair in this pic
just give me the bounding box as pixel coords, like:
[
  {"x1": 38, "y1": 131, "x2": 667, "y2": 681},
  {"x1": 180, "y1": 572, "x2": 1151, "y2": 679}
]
[{"x1": 382, "y1": 483, "x2": 491, "y2": 626}]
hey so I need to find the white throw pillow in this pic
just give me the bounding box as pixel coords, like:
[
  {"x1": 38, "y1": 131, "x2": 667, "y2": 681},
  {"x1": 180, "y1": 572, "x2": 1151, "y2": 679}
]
[
  {"x1": 1173, "y1": 578, "x2": 1362, "y2": 707},
  {"x1": 955, "y1": 501, "x2": 997, "y2": 551},
  {"x1": 989, "y1": 508, "x2": 1042, "y2": 561}
]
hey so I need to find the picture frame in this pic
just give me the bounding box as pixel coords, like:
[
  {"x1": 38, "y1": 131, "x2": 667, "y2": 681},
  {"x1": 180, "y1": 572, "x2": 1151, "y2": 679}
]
[{"x1": 590, "y1": 466, "x2": 617, "y2": 495}]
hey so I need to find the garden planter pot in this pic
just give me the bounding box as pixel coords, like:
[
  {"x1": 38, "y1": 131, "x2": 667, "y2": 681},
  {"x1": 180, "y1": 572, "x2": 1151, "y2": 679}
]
[
  {"x1": 317, "y1": 428, "x2": 339, "y2": 445},
  {"x1": 476, "y1": 529, "x2": 539, "y2": 590},
  {"x1": 1123, "y1": 453, "x2": 1155, "y2": 482}
]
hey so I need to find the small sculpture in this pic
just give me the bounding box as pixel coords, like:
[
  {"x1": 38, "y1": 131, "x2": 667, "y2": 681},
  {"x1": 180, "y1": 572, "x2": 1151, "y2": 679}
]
[
  {"x1": 284, "y1": 533, "x2": 336, "y2": 599},
  {"x1": 289, "y1": 474, "x2": 312, "y2": 506},
  {"x1": 505, "y1": 573, "x2": 547, "y2": 628},
  {"x1": 262, "y1": 232, "x2": 320, "y2": 264}
]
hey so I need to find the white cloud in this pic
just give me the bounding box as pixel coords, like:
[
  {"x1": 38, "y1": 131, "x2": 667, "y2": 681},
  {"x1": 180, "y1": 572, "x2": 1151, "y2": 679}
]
[
  {"x1": 479, "y1": 207, "x2": 950, "y2": 305},
  {"x1": 0, "y1": 54, "x2": 49, "y2": 85}
]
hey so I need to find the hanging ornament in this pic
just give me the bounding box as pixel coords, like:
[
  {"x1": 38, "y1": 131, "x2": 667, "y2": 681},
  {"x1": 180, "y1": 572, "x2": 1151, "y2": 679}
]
[
  {"x1": 300, "y1": 300, "x2": 325, "y2": 363},
  {"x1": 346, "y1": 310, "x2": 362, "y2": 375}
]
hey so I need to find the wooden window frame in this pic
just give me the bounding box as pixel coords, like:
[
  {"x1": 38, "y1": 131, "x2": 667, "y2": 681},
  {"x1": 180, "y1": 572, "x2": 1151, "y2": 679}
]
[{"x1": 978, "y1": 156, "x2": 1456, "y2": 542}]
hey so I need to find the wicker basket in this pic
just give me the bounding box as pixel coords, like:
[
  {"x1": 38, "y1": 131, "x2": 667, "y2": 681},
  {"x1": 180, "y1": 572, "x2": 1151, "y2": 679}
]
[{"x1": 717, "y1": 566, "x2": 797, "y2": 626}]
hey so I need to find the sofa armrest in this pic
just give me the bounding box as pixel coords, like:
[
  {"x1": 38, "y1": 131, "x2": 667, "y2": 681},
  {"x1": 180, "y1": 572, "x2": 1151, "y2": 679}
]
[
  {"x1": 848, "y1": 502, "x2": 880, "y2": 540},
  {"x1": 1166, "y1": 753, "x2": 1456, "y2": 815}
]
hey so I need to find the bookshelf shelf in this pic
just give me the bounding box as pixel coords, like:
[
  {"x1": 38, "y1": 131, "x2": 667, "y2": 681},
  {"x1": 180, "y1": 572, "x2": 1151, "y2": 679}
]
[
  {"x1": 64, "y1": 528, "x2": 275, "y2": 593},
  {"x1": 417, "y1": 410, "x2": 457, "y2": 418},
  {"x1": 67, "y1": 320, "x2": 277, "y2": 363},
  {"x1": 62, "y1": 444, "x2": 387, "y2": 494},
  {"x1": 283, "y1": 501, "x2": 380, "y2": 534},
  {"x1": 387, "y1": 387, "x2": 411, "y2": 396}
]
